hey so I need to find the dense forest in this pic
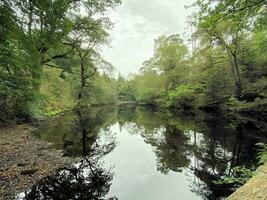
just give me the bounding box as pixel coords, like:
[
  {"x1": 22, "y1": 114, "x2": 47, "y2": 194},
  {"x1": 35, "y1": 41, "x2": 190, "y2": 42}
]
[
  {"x1": 118, "y1": 0, "x2": 267, "y2": 116},
  {"x1": 1, "y1": 0, "x2": 266, "y2": 125},
  {"x1": 0, "y1": 0, "x2": 120, "y2": 123}
]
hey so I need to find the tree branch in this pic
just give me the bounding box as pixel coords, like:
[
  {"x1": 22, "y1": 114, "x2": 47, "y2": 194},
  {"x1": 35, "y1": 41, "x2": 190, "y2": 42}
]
[{"x1": 43, "y1": 63, "x2": 63, "y2": 69}]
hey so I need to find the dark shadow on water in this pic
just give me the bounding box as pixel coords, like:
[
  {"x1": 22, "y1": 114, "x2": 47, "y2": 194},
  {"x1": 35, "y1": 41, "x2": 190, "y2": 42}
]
[
  {"x1": 19, "y1": 157, "x2": 117, "y2": 200},
  {"x1": 18, "y1": 107, "x2": 119, "y2": 200}
]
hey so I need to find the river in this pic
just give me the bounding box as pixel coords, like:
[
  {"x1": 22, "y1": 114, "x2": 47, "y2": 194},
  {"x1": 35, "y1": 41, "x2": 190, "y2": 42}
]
[{"x1": 17, "y1": 105, "x2": 267, "y2": 200}]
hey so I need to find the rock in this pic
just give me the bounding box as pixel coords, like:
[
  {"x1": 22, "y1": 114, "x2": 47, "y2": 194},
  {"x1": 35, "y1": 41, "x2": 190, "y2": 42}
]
[
  {"x1": 21, "y1": 168, "x2": 38, "y2": 175},
  {"x1": 17, "y1": 162, "x2": 27, "y2": 167}
]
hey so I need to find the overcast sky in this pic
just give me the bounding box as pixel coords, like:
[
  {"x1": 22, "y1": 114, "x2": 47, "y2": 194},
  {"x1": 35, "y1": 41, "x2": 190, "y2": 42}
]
[{"x1": 102, "y1": 0, "x2": 195, "y2": 77}]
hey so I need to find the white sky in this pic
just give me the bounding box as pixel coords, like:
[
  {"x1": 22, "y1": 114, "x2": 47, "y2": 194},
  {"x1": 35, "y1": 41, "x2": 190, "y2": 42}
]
[{"x1": 102, "y1": 0, "x2": 195, "y2": 77}]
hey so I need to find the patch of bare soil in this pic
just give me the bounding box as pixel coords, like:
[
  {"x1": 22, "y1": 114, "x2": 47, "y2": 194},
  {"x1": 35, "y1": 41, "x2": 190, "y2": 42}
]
[{"x1": 0, "y1": 125, "x2": 76, "y2": 200}]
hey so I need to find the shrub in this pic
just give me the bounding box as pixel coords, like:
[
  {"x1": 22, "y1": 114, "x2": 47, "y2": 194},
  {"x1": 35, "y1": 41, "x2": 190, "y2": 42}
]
[{"x1": 168, "y1": 85, "x2": 196, "y2": 109}]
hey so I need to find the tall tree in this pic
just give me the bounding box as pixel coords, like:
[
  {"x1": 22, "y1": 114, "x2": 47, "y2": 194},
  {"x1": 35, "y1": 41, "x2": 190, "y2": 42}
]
[
  {"x1": 195, "y1": 0, "x2": 267, "y2": 97},
  {"x1": 0, "y1": 0, "x2": 120, "y2": 121},
  {"x1": 143, "y1": 34, "x2": 188, "y2": 90}
]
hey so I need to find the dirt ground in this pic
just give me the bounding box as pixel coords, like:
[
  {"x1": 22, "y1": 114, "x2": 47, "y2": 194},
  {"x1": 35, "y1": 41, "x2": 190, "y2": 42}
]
[{"x1": 0, "y1": 125, "x2": 76, "y2": 200}]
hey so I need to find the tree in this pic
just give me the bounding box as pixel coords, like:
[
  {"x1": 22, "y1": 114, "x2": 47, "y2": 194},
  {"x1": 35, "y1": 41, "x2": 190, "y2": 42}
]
[
  {"x1": 0, "y1": 0, "x2": 121, "y2": 121},
  {"x1": 196, "y1": 18, "x2": 244, "y2": 97},
  {"x1": 131, "y1": 70, "x2": 165, "y2": 105},
  {"x1": 144, "y1": 34, "x2": 189, "y2": 89},
  {"x1": 195, "y1": 0, "x2": 267, "y2": 97},
  {"x1": 67, "y1": 14, "x2": 112, "y2": 99}
]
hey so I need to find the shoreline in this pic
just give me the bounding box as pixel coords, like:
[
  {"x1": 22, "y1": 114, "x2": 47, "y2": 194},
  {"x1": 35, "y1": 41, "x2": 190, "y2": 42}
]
[{"x1": 0, "y1": 124, "x2": 76, "y2": 199}]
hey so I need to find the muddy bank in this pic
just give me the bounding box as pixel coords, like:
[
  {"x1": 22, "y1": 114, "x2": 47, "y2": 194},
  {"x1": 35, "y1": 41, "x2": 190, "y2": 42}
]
[{"x1": 0, "y1": 125, "x2": 76, "y2": 200}]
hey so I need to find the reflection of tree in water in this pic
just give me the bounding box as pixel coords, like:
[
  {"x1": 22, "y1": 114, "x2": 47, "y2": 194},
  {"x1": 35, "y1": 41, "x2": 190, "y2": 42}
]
[
  {"x1": 19, "y1": 107, "x2": 119, "y2": 200},
  {"x1": 142, "y1": 124, "x2": 193, "y2": 174},
  {"x1": 117, "y1": 106, "x2": 167, "y2": 134},
  {"x1": 21, "y1": 157, "x2": 117, "y2": 200},
  {"x1": 118, "y1": 106, "x2": 195, "y2": 174},
  {"x1": 117, "y1": 106, "x2": 265, "y2": 199},
  {"x1": 63, "y1": 107, "x2": 117, "y2": 157},
  {"x1": 118, "y1": 107, "x2": 196, "y2": 174},
  {"x1": 31, "y1": 105, "x2": 266, "y2": 200},
  {"x1": 34, "y1": 106, "x2": 118, "y2": 157},
  {"x1": 188, "y1": 117, "x2": 262, "y2": 200}
]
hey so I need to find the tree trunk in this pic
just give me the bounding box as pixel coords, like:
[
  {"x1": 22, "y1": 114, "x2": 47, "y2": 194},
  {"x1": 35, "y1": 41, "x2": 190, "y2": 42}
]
[
  {"x1": 225, "y1": 48, "x2": 242, "y2": 98},
  {"x1": 213, "y1": 31, "x2": 243, "y2": 98},
  {"x1": 233, "y1": 54, "x2": 242, "y2": 98},
  {"x1": 78, "y1": 54, "x2": 86, "y2": 99},
  {"x1": 28, "y1": 1, "x2": 33, "y2": 36}
]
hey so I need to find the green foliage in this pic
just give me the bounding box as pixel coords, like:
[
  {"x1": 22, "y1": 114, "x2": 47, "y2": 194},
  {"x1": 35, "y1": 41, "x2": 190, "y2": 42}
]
[
  {"x1": 117, "y1": 77, "x2": 136, "y2": 102},
  {"x1": 118, "y1": 34, "x2": 192, "y2": 108},
  {"x1": 39, "y1": 68, "x2": 75, "y2": 118},
  {"x1": 0, "y1": 0, "x2": 121, "y2": 123},
  {"x1": 117, "y1": 69, "x2": 166, "y2": 106},
  {"x1": 168, "y1": 85, "x2": 196, "y2": 109},
  {"x1": 257, "y1": 143, "x2": 267, "y2": 164},
  {"x1": 1, "y1": 0, "x2": 267, "y2": 123},
  {"x1": 144, "y1": 34, "x2": 189, "y2": 89},
  {"x1": 119, "y1": 0, "x2": 267, "y2": 113},
  {"x1": 215, "y1": 166, "x2": 254, "y2": 187},
  {"x1": 132, "y1": 70, "x2": 165, "y2": 104},
  {"x1": 216, "y1": 142, "x2": 267, "y2": 188},
  {"x1": 89, "y1": 75, "x2": 118, "y2": 106}
]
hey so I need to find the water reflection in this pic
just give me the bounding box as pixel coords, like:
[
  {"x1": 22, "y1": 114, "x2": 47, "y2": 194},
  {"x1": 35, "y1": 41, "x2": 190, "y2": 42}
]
[
  {"x1": 35, "y1": 106, "x2": 117, "y2": 157},
  {"x1": 18, "y1": 157, "x2": 117, "y2": 200},
  {"x1": 25, "y1": 105, "x2": 267, "y2": 200}
]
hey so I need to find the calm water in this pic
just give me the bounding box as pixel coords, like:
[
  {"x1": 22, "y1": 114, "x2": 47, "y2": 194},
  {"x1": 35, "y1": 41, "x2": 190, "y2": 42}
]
[{"x1": 18, "y1": 105, "x2": 267, "y2": 200}]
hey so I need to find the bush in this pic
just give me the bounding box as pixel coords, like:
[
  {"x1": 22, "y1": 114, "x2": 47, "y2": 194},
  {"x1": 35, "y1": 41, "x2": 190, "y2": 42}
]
[
  {"x1": 257, "y1": 143, "x2": 267, "y2": 164},
  {"x1": 168, "y1": 85, "x2": 196, "y2": 109}
]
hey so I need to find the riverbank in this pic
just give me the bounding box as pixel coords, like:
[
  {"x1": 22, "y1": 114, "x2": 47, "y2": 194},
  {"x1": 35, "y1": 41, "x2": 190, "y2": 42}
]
[
  {"x1": 227, "y1": 164, "x2": 267, "y2": 200},
  {"x1": 0, "y1": 125, "x2": 76, "y2": 199}
]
